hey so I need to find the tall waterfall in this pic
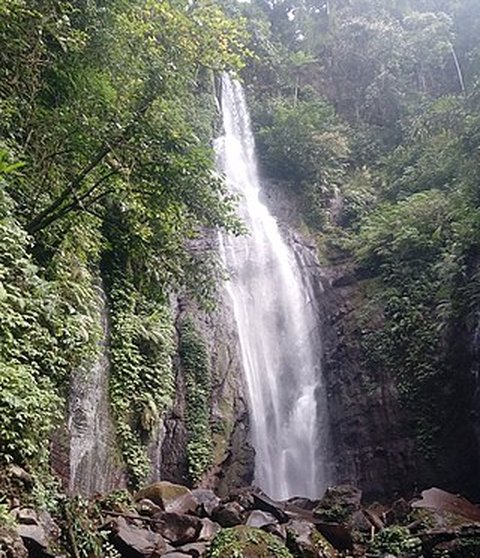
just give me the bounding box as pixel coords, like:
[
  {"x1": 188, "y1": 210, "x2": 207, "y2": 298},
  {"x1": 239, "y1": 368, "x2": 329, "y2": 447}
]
[{"x1": 216, "y1": 75, "x2": 330, "y2": 500}]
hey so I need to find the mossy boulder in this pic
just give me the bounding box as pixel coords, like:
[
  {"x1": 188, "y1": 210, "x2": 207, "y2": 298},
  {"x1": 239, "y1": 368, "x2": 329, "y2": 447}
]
[
  {"x1": 313, "y1": 485, "x2": 362, "y2": 524},
  {"x1": 135, "y1": 481, "x2": 191, "y2": 510},
  {"x1": 286, "y1": 520, "x2": 337, "y2": 558},
  {"x1": 206, "y1": 526, "x2": 293, "y2": 558}
]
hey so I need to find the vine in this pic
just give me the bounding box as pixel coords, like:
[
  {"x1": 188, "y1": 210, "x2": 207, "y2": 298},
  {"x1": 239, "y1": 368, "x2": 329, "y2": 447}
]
[
  {"x1": 109, "y1": 279, "x2": 175, "y2": 487},
  {"x1": 178, "y1": 318, "x2": 213, "y2": 483}
]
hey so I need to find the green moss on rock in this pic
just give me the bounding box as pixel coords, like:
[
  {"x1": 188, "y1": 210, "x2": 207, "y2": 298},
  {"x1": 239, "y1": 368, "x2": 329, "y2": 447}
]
[
  {"x1": 207, "y1": 526, "x2": 293, "y2": 558},
  {"x1": 179, "y1": 318, "x2": 213, "y2": 483}
]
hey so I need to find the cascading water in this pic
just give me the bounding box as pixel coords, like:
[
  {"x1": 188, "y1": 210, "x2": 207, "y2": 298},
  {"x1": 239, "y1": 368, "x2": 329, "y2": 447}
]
[
  {"x1": 216, "y1": 75, "x2": 330, "y2": 500},
  {"x1": 68, "y1": 286, "x2": 118, "y2": 495}
]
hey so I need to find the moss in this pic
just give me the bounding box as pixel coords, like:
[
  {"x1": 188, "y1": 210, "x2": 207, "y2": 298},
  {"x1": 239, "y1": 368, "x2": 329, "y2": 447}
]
[
  {"x1": 207, "y1": 526, "x2": 293, "y2": 558},
  {"x1": 314, "y1": 503, "x2": 350, "y2": 524},
  {"x1": 109, "y1": 280, "x2": 175, "y2": 487},
  {"x1": 179, "y1": 318, "x2": 213, "y2": 483},
  {"x1": 135, "y1": 481, "x2": 190, "y2": 507},
  {"x1": 369, "y1": 526, "x2": 421, "y2": 556}
]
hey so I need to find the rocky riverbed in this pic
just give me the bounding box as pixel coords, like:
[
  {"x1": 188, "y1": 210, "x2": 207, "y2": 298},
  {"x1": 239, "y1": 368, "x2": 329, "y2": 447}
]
[{"x1": 1, "y1": 468, "x2": 480, "y2": 557}]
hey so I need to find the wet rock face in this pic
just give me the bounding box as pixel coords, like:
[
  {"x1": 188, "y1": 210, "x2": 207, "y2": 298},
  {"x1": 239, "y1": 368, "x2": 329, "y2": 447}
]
[
  {"x1": 161, "y1": 276, "x2": 253, "y2": 492},
  {"x1": 321, "y1": 269, "x2": 480, "y2": 500},
  {"x1": 316, "y1": 271, "x2": 421, "y2": 500},
  {"x1": 260, "y1": 178, "x2": 480, "y2": 500}
]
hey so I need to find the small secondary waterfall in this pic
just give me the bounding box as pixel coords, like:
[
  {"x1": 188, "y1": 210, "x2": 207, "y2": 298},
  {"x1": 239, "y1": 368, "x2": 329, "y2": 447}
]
[
  {"x1": 216, "y1": 75, "x2": 330, "y2": 500},
  {"x1": 68, "y1": 286, "x2": 118, "y2": 495}
]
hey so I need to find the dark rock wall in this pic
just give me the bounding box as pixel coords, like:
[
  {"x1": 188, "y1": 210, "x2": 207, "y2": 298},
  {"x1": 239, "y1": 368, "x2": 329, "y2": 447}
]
[
  {"x1": 260, "y1": 178, "x2": 480, "y2": 502},
  {"x1": 161, "y1": 263, "x2": 254, "y2": 492},
  {"x1": 319, "y1": 273, "x2": 418, "y2": 500}
]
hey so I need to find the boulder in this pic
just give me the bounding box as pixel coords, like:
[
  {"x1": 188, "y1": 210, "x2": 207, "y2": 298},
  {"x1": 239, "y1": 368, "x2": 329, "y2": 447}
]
[
  {"x1": 135, "y1": 482, "x2": 193, "y2": 508},
  {"x1": 211, "y1": 501, "x2": 246, "y2": 527},
  {"x1": 191, "y1": 489, "x2": 220, "y2": 517},
  {"x1": 176, "y1": 542, "x2": 209, "y2": 556},
  {"x1": 246, "y1": 510, "x2": 278, "y2": 529},
  {"x1": 252, "y1": 492, "x2": 288, "y2": 523},
  {"x1": 206, "y1": 526, "x2": 293, "y2": 557},
  {"x1": 422, "y1": 525, "x2": 480, "y2": 558},
  {"x1": 16, "y1": 510, "x2": 59, "y2": 558},
  {"x1": 14, "y1": 508, "x2": 39, "y2": 526},
  {"x1": 264, "y1": 522, "x2": 287, "y2": 542},
  {"x1": 228, "y1": 489, "x2": 255, "y2": 511},
  {"x1": 0, "y1": 526, "x2": 28, "y2": 558},
  {"x1": 17, "y1": 524, "x2": 53, "y2": 557},
  {"x1": 286, "y1": 497, "x2": 319, "y2": 511},
  {"x1": 153, "y1": 512, "x2": 202, "y2": 546},
  {"x1": 312, "y1": 485, "x2": 365, "y2": 548},
  {"x1": 165, "y1": 493, "x2": 198, "y2": 515},
  {"x1": 198, "y1": 519, "x2": 220, "y2": 542},
  {"x1": 108, "y1": 516, "x2": 166, "y2": 558},
  {"x1": 385, "y1": 498, "x2": 410, "y2": 526},
  {"x1": 8, "y1": 465, "x2": 33, "y2": 487},
  {"x1": 286, "y1": 519, "x2": 336, "y2": 558},
  {"x1": 411, "y1": 488, "x2": 480, "y2": 523},
  {"x1": 313, "y1": 485, "x2": 362, "y2": 524},
  {"x1": 136, "y1": 499, "x2": 163, "y2": 517},
  {"x1": 315, "y1": 522, "x2": 353, "y2": 552}
]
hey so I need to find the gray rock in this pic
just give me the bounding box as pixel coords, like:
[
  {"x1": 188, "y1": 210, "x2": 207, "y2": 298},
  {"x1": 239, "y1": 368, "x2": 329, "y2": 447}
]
[
  {"x1": 136, "y1": 499, "x2": 163, "y2": 517},
  {"x1": 108, "y1": 517, "x2": 166, "y2": 558},
  {"x1": 165, "y1": 492, "x2": 198, "y2": 515},
  {"x1": 286, "y1": 497, "x2": 319, "y2": 511},
  {"x1": 175, "y1": 542, "x2": 209, "y2": 556},
  {"x1": 197, "y1": 519, "x2": 220, "y2": 542},
  {"x1": 263, "y1": 522, "x2": 287, "y2": 542},
  {"x1": 0, "y1": 526, "x2": 28, "y2": 558},
  {"x1": 15, "y1": 508, "x2": 38, "y2": 526},
  {"x1": 135, "y1": 482, "x2": 190, "y2": 511},
  {"x1": 246, "y1": 510, "x2": 278, "y2": 529},
  {"x1": 287, "y1": 520, "x2": 336, "y2": 558},
  {"x1": 212, "y1": 501, "x2": 246, "y2": 527},
  {"x1": 8, "y1": 465, "x2": 33, "y2": 486},
  {"x1": 191, "y1": 489, "x2": 220, "y2": 517},
  {"x1": 153, "y1": 512, "x2": 201, "y2": 546},
  {"x1": 314, "y1": 485, "x2": 362, "y2": 521},
  {"x1": 17, "y1": 524, "x2": 52, "y2": 557},
  {"x1": 252, "y1": 492, "x2": 288, "y2": 523}
]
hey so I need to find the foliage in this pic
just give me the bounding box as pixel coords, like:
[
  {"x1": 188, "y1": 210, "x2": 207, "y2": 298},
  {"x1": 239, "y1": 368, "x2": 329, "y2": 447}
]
[
  {"x1": 253, "y1": 94, "x2": 349, "y2": 226},
  {"x1": 0, "y1": 0, "x2": 250, "y2": 489},
  {"x1": 370, "y1": 526, "x2": 421, "y2": 556},
  {"x1": 241, "y1": 0, "x2": 480, "y2": 469},
  {"x1": 207, "y1": 526, "x2": 293, "y2": 558},
  {"x1": 61, "y1": 497, "x2": 121, "y2": 558},
  {"x1": 0, "y1": 497, "x2": 16, "y2": 528},
  {"x1": 109, "y1": 279, "x2": 175, "y2": 487},
  {"x1": 0, "y1": 364, "x2": 59, "y2": 466},
  {"x1": 0, "y1": 182, "x2": 100, "y2": 469},
  {"x1": 179, "y1": 318, "x2": 213, "y2": 483}
]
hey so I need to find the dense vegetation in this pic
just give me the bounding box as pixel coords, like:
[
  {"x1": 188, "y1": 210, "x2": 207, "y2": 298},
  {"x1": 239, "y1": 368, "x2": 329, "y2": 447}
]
[
  {"x1": 2, "y1": 0, "x2": 480, "y2": 511},
  {"x1": 0, "y1": 0, "x2": 247, "y2": 493},
  {"x1": 233, "y1": 0, "x2": 480, "y2": 465}
]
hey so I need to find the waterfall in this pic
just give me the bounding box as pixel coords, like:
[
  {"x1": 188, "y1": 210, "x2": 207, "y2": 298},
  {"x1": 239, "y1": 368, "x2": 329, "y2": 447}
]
[
  {"x1": 68, "y1": 285, "x2": 119, "y2": 495},
  {"x1": 216, "y1": 75, "x2": 330, "y2": 500}
]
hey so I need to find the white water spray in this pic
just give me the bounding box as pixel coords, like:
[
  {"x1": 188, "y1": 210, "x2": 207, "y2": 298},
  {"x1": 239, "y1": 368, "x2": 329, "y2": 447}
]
[{"x1": 216, "y1": 75, "x2": 330, "y2": 500}]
